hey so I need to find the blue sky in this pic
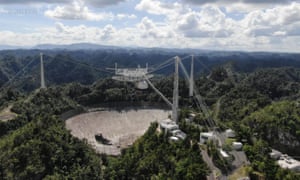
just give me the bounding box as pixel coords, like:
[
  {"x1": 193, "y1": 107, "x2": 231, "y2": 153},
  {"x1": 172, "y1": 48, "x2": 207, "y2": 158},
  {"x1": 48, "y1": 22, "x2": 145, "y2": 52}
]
[{"x1": 0, "y1": 0, "x2": 300, "y2": 52}]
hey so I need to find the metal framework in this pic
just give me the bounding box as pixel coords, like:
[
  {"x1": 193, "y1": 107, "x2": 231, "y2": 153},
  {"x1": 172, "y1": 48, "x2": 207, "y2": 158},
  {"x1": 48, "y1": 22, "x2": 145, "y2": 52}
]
[
  {"x1": 111, "y1": 63, "x2": 153, "y2": 89},
  {"x1": 110, "y1": 56, "x2": 194, "y2": 123},
  {"x1": 189, "y1": 55, "x2": 194, "y2": 97}
]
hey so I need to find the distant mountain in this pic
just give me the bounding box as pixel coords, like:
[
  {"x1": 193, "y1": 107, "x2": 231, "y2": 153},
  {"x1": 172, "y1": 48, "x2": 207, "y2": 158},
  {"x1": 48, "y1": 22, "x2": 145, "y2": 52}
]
[
  {"x1": 32, "y1": 43, "x2": 210, "y2": 54},
  {"x1": 0, "y1": 45, "x2": 28, "y2": 50},
  {"x1": 33, "y1": 43, "x2": 122, "y2": 50}
]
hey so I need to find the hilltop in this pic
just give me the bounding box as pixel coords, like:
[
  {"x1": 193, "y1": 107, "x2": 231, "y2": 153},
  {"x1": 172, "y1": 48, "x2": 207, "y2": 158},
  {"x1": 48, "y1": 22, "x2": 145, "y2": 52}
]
[{"x1": 0, "y1": 49, "x2": 300, "y2": 179}]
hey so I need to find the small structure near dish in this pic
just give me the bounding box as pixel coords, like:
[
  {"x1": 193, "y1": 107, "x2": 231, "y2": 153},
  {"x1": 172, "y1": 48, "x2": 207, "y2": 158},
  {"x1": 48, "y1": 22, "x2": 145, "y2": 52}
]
[
  {"x1": 270, "y1": 149, "x2": 300, "y2": 172},
  {"x1": 95, "y1": 133, "x2": 112, "y2": 145},
  {"x1": 219, "y1": 149, "x2": 230, "y2": 159},
  {"x1": 270, "y1": 149, "x2": 282, "y2": 160},
  {"x1": 278, "y1": 155, "x2": 300, "y2": 172},
  {"x1": 169, "y1": 136, "x2": 179, "y2": 142},
  {"x1": 200, "y1": 131, "x2": 217, "y2": 144},
  {"x1": 159, "y1": 119, "x2": 186, "y2": 141},
  {"x1": 171, "y1": 129, "x2": 187, "y2": 140},
  {"x1": 232, "y1": 142, "x2": 243, "y2": 150},
  {"x1": 225, "y1": 129, "x2": 236, "y2": 138},
  {"x1": 160, "y1": 119, "x2": 179, "y2": 132}
]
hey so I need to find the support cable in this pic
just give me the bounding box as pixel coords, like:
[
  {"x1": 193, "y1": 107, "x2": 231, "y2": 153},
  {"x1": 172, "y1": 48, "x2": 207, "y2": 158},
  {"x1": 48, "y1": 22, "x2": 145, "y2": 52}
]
[
  {"x1": 0, "y1": 58, "x2": 37, "y2": 91},
  {"x1": 144, "y1": 76, "x2": 173, "y2": 107}
]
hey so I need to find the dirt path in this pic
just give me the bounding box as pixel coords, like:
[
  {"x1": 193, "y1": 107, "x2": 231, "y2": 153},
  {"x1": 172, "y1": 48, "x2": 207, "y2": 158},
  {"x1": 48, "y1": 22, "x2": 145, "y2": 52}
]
[{"x1": 0, "y1": 105, "x2": 17, "y2": 122}]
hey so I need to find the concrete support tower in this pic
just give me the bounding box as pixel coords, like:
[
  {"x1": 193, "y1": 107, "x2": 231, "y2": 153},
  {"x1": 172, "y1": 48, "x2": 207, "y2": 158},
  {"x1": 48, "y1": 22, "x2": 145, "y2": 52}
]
[
  {"x1": 189, "y1": 55, "x2": 194, "y2": 97},
  {"x1": 172, "y1": 56, "x2": 179, "y2": 123},
  {"x1": 40, "y1": 53, "x2": 46, "y2": 89}
]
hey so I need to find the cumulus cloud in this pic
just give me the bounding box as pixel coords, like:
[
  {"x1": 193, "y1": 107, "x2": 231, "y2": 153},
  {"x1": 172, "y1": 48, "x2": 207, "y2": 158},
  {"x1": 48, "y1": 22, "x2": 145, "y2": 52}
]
[
  {"x1": 116, "y1": 13, "x2": 136, "y2": 20},
  {"x1": 45, "y1": 0, "x2": 114, "y2": 21},
  {"x1": 83, "y1": 0, "x2": 126, "y2": 7},
  {"x1": 0, "y1": 0, "x2": 126, "y2": 7},
  {"x1": 177, "y1": 6, "x2": 236, "y2": 38},
  {"x1": 182, "y1": 0, "x2": 294, "y2": 5},
  {"x1": 0, "y1": 7, "x2": 8, "y2": 13},
  {"x1": 242, "y1": 2, "x2": 300, "y2": 36},
  {"x1": 100, "y1": 24, "x2": 116, "y2": 40},
  {"x1": 183, "y1": 0, "x2": 298, "y2": 13},
  {"x1": 135, "y1": 0, "x2": 185, "y2": 17},
  {"x1": 1, "y1": 0, "x2": 300, "y2": 52},
  {"x1": 134, "y1": 0, "x2": 300, "y2": 51},
  {"x1": 138, "y1": 17, "x2": 175, "y2": 39},
  {"x1": 0, "y1": 0, "x2": 68, "y2": 4}
]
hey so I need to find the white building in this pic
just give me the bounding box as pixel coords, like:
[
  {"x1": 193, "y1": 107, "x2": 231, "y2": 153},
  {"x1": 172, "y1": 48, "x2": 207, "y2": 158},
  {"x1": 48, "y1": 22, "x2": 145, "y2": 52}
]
[
  {"x1": 171, "y1": 129, "x2": 187, "y2": 140},
  {"x1": 160, "y1": 119, "x2": 187, "y2": 140},
  {"x1": 169, "y1": 136, "x2": 179, "y2": 142},
  {"x1": 219, "y1": 149, "x2": 230, "y2": 159},
  {"x1": 200, "y1": 132, "x2": 217, "y2": 144},
  {"x1": 159, "y1": 119, "x2": 179, "y2": 132},
  {"x1": 225, "y1": 129, "x2": 236, "y2": 138},
  {"x1": 232, "y1": 142, "x2": 243, "y2": 150},
  {"x1": 278, "y1": 155, "x2": 300, "y2": 172},
  {"x1": 270, "y1": 149, "x2": 282, "y2": 160}
]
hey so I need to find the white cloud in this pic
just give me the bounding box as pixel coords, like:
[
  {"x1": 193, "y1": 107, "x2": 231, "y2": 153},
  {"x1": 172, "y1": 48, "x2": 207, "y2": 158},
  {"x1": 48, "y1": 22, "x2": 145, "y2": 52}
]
[
  {"x1": 0, "y1": 0, "x2": 126, "y2": 7},
  {"x1": 182, "y1": 0, "x2": 294, "y2": 5},
  {"x1": 1, "y1": 1, "x2": 300, "y2": 52},
  {"x1": 273, "y1": 31, "x2": 287, "y2": 36},
  {"x1": 134, "y1": 1, "x2": 300, "y2": 51},
  {"x1": 137, "y1": 17, "x2": 175, "y2": 39},
  {"x1": 116, "y1": 13, "x2": 136, "y2": 20},
  {"x1": 100, "y1": 24, "x2": 116, "y2": 40},
  {"x1": 135, "y1": 0, "x2": 185, "y2": 17},
  {"x1": 183, "y1": 0, "x2": 298, "y2": 13},
  {"x1": 177, "y1": 5, "x2": 236, "y2": 38},
  {"x1": 84, "y1": 0, "x2": 126, "y2": 7},
  {"x1": 241, "y1": 2, "x2": 300, "y2": 37},
  {"x1": 44, "y1": 0, "x2": 114, "y2": 21},
  {"x1": 0, "y1": 7, "x2": 8, "y2": 13}
]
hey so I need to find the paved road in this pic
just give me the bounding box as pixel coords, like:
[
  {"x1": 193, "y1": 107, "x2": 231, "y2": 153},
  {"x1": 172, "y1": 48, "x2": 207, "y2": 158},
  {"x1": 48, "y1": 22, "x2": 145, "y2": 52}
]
[
  {"x1": 201, "y1": 149, "x2": 228, "y2": 180},
  {"x1": 230, "y1": 150, "x2": 249, "y2": 169}
]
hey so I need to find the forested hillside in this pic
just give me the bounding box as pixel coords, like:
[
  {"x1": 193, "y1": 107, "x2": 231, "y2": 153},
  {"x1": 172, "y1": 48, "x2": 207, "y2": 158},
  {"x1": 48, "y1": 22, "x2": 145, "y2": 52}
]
[
  {"x1": 0, "y1": 49, "x2": 300, "y2": 179},
  {"x1": 1, "y1": 49, "x2": 300, "y2": 92}
]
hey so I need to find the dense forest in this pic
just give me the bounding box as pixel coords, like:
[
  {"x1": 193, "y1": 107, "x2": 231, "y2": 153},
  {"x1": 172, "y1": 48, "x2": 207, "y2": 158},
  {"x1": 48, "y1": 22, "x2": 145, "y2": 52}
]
[
  {"x1": 1, "y1": 49, "x2": 300, "y2": 92},
  {"x1": 0, "y1": 49, "x2": 300, "y2": 179}
]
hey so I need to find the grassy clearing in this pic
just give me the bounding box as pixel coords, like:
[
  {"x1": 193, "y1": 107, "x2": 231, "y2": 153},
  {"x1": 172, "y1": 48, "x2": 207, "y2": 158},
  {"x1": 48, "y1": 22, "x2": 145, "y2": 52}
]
[
  {"x1": 0, "y1": 105, "x2": 17, "y2": 122},
  {"x1": 229, "y1": 165, "x2": 251, "y2": 180}
]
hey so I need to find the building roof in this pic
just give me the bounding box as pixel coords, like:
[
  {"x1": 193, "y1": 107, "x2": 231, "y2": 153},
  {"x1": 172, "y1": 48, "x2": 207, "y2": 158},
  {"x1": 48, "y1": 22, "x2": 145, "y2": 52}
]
[
  {"x1": 200, "y1": 132, "x2": 215, "y2": 137},
  {"x1": 278, "y1": 158, "x2": 300, "y2": 170},
  {"x1": 225, "y1": 129, "x2": 236, "y2": 137},
  {"x1": 270, "y1": 149, "x2": 282, "y2": 159},
  {"x1": 219, "y1": 149, "x2": 230, "y2": 158},
  {"x1": 160, "y1": 119, "x2": 179, "y2": 130},
  {"x1": 226, "y1": 129, "x2": 234, "y2": 133},
  {"x1": 233, "y1": 142, "x2": 243, "y2": 146},
  {"x1": 169, "y1": 136, "x2": 179, "y2": 142},
  {"x1": 171, "y1": 129, "x2": 187, "y2": 140},
  {"x1": 189, "y1": 113, "x2": 196, "y2": 117}
]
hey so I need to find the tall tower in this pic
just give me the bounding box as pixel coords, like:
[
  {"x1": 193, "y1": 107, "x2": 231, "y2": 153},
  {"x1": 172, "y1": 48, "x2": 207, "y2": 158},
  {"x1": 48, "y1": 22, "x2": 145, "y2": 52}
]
[
  {"x1": 189, "y1": 55, "x2": 194, "y2": 97},
  {"x1": 40, "y1": 53, "x2": 46, "y2": 89},
  {"x1": 172, "y1": 56, "x2": 179, "y2": 123}
]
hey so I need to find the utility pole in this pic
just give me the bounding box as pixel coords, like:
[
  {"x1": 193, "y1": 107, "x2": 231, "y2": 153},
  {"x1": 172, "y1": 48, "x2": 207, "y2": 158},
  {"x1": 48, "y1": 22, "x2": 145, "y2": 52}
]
[
  {"x1": 172, "y1": 56, "x2": 179, "y2": 123},
  {"x1": 189, "y1": 55, "x2": 194, "y2": 97},
  {"x1": 40, "y1": 53, "x2": 46, "y2": 89}
]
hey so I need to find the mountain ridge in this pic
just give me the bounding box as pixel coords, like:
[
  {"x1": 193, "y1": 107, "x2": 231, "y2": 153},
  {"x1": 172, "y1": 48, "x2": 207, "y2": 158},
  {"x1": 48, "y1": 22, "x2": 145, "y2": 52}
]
[{"x1": 1, "y1": 42, "x2": 299, "y2": 54}]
